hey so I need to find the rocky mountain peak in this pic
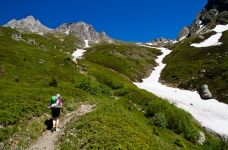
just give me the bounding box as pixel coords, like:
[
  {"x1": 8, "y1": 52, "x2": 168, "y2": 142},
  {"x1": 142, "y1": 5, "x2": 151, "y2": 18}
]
[
  {"x1": 55, "y1": 21, "x2": 114, "y2": 43},
  {"x1": 4, "y1": 15, "x2": 52, "y2": 34},
  {"x1": 55, "y1": 22, "x2": 74, "y2": 32},
  {"x1": 177, "y1": 0, "x2": 228, "y2": 41},
  {"x1": 3, "y1": 16, "x2": 114, "y2": 44},
  {"x1": 25, "y1": 15, "x2": 36, "y2": 21},
  {"x1": 145, "y1": 37, "x2": 174, "y2": 47}
]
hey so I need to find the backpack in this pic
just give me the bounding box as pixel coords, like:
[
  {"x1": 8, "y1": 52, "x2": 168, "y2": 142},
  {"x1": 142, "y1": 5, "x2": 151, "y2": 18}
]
[
  {"x1": 48, "y1": 96, "x2": 61, "y2": 109},
  {"x1": 51, "y1": 96, "x2": 57, "y2": 104}
]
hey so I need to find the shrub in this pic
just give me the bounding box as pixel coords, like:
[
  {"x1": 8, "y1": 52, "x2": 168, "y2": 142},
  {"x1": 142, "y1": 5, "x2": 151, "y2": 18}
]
[
  {"x1": 49, "y1": 77, "x2": 57, "y2": 87},
  {"x1": 145, "y1": 99, "x2": 199, "y2": 143},
  {"x1": 100, "y1": 85, "x2": 112, "y2": 96},
  {"x1": 115, "y1": 88, "x2": 130, "y2": 97},
  {"x1": 220, "y1": 134, "x2": 228, "y2": 149},
  {"x1": 111, "y1": 81, "x2": 124, "y2": 90},
  {"x1": 75, "y1": 77, "x2": 98, "y2": 95},
  {"x1": 14, "y1": 77, "x2": 19, "y2": 82},
  {"x1": 174, "y1": 138, "x2": 185, "y2": 148},
  {"x1": 153, "y1": 113, "x2": 167, "y2": 128},
  {"x1": 93, "y1": 74, "x2": 124, "y2": 90}
]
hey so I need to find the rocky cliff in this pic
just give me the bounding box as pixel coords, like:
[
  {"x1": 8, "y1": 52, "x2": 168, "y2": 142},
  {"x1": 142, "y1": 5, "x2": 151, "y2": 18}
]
[
  {"x1": 145, "y1": 37, "x2": 174, "y2": 47},
  {"x1": 4, "y1": 16, "x2": 52, "y2": 35},
  {"x1": 4, "y1": 16, "x2": 114, "y2": 44},
  {"x1": 55, "y1": 22, "x2": 114, "y2": 43},
  {"x1": 177, "y1": 0, "x2": 228, "y2": 41}
]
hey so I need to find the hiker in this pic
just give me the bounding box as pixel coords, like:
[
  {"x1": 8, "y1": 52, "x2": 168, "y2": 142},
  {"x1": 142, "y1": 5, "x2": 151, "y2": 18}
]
[{"x1": 50, "y1": 94, "x2": 63, "y2": 132}]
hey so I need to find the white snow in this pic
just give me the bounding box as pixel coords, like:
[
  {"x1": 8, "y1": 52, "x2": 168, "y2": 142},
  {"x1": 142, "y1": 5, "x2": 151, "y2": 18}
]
[
  {"x1": 213, "y1": 24, "x2": 228, "y2": 33},
  {"x1": 179, "y1": 35, "x2": 187, "y2": 41},
  {"x1": 84, "y1": 40, "x2": 90, "y2": 48},
  {"x1": 65, "y1": 30, "x2": 70, "y2": 35},
  {"x1": 190, "y1": 33, "x2": 222, "y2": 47},
  {"x1": 199, "y1": 20, "x2": 204, "y2": 29},
  {"x1": 191, "y1": 24, "x2": 228, "y2": 48},
  {"x1": 72, "y1": 49, "x2": 86, "y2": 62},
  {"x1": 146, "y1": 42, "x2": 152, "y2": 45},
  {"x1": 172, "y1": 40, "x2": 178, "y2": 44},
  {"x1": 134, "y1": 47, "x2": 228, "y2": 136},
  {"x1": 72, "y1": 40, "x2": 89, "y2": 62}
]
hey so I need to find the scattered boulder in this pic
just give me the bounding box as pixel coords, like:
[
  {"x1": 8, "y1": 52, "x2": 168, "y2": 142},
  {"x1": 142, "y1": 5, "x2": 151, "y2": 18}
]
[
  {"x1": 197, "y1": 131, "x2": 206, "y2": 145},
  {"x1": 199, "y1": 84, "x2": 212, "y2": 99}
]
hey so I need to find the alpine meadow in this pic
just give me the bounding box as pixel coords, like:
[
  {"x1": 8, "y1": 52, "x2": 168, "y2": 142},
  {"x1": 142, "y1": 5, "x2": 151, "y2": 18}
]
[{"x1": 1, "y1": 0, "x2": 228, "y2": 149}]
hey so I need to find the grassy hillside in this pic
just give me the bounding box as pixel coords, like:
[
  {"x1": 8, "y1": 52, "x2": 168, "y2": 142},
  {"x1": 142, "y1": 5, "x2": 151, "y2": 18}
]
[
  {"x1": 0, "y1": 26, "x2": 223, "y2": 149},
  {"x1": 83, "y1": 43, "x2": 162, "y2": 82},
  {"x1": 162, "y1": 30, "x2": 228, "y2": 104}
]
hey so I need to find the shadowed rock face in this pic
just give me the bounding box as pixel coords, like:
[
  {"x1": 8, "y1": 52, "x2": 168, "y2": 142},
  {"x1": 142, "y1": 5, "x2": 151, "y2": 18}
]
[
  {"x1": 206, "y1": 0, "x2": 228, "y2": 12},
  {"x1": 177, "y1": 0, "x2": 228, "y2": 41}
]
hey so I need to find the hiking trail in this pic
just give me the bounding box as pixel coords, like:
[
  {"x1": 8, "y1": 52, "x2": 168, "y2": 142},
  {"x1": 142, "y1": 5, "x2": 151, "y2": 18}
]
[{"x1": 27, "y1": 104, "x2": 96, "y2": 150}]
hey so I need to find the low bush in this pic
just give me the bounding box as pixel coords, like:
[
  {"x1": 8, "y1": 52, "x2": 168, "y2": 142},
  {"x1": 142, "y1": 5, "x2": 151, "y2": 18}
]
[
  {"x1": 75, "y1": 77, "x2": 99, "y2": 95},
  {"x1": 49, "y1": 77, "x2": 58, "y2": 87},
  {"x1": 75, "y1": 76, "x2": 113, "y2": 97},
  {"x1": 220, "y1": 134, "x2": 228, "y2": 149},
  {"x1": 145, "y1": 99, "x2": 199, "y2": 143},
  {"x1": 153, "y1": 112, "x2": 167, "y2": 128}
]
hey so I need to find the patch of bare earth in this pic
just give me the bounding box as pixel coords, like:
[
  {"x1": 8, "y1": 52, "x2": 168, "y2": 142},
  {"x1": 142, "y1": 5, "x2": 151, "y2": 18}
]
[{"x1": 27, "y1": 104, "x2": 96, "y2": 150}]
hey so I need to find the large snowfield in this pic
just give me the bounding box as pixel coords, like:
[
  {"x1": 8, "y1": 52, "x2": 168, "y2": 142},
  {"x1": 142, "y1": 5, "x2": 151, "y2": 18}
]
[{"x1": 73, "y1": 25, "x2": 228, "y2": 136}]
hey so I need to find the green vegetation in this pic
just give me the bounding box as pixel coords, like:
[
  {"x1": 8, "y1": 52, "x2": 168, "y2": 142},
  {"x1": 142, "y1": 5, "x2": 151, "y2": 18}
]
[
  {"x1": 0, "y1": 26, "x2": 222, "y2": 149},
  {"x1": 84, "y1": 43, "x2": 162, "y2": 81},
  {"x1": 163, "y1": 30, "x2": 228, "y2": 104}
]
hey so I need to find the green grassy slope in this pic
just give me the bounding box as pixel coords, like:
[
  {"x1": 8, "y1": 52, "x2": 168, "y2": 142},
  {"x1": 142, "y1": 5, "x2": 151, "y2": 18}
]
[
  {"x1": 0, "y1": 27, "x2": 223, "y2": 149},
  {"x1": 162, "y1": 30, "x2": 228, "y2": 104},
  {"x1": 84, "y1": 43, "x2": 162, "y2": 82},
  {"x1": 0, "y1": 26, "x2": 89, "y2": 146}
]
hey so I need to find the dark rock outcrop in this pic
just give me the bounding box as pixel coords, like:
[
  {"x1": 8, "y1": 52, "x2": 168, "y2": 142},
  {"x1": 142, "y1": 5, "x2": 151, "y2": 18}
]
[
  {"x1": 205, "y1": 0, "x2": 228, "y2": 12},
  {"x1": 177, "y1": 0, "x2": 228, "y2": 40}
]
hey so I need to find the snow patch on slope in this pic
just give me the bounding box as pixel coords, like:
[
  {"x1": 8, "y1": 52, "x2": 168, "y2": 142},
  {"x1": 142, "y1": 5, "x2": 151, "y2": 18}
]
[
  {"x1": 134, "y1": 47, "x2": 228, "y2": 135},
  {"x1": 191, "y1": 24, "x2": 228, "y2": 47}
]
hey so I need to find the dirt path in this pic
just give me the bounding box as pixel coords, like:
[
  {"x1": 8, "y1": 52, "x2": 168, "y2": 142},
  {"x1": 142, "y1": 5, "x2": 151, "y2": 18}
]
[{"x1": 27, "y1": 104, "x2": 96, "y2": 150}]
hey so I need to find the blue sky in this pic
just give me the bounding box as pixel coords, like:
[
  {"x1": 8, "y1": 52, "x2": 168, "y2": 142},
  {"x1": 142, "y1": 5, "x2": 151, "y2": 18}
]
[{"x1": 0, "y1": 0, "x2": 207, "y2": 42}]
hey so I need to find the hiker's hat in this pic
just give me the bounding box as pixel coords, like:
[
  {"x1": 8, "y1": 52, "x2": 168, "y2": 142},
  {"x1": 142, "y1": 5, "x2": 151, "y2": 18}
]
[{"x1": 56, "y1": 94, "x2": 61, "y2": 98}]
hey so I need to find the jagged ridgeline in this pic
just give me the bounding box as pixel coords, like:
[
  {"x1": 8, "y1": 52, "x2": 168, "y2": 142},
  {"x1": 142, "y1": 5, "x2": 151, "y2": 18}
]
[
  {"x1": 162, "y1": 0, "x2": 228, "y2": 104},
  {"x1": 3, "y1": 16, "x2": 114, "y2": 48},
  {"x1": 0, "y1": 10, "x2": 224, "y2": 150}
]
